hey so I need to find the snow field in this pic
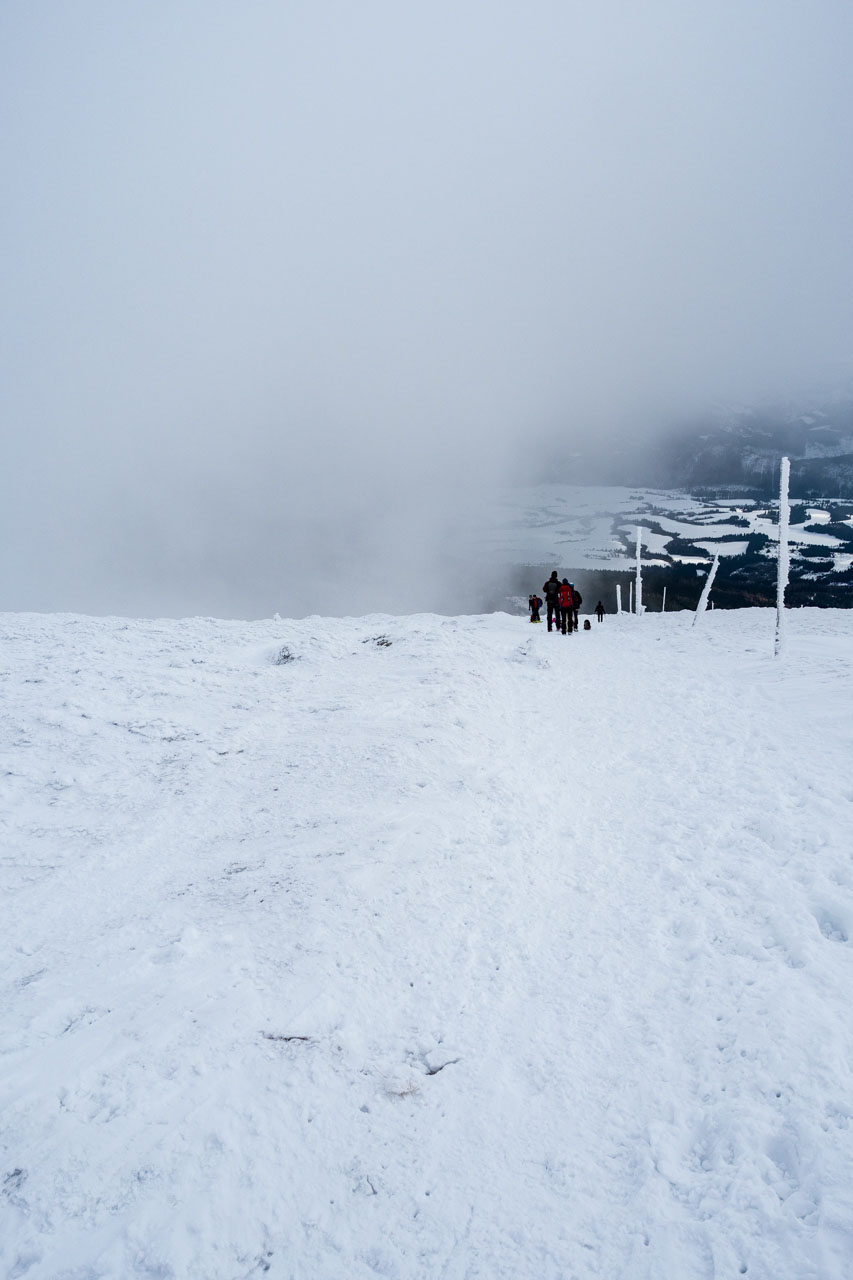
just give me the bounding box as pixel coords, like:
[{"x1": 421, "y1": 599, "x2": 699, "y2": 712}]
[{"x1": 2, "y1": 608, "x2": 852, "y2": 1278}]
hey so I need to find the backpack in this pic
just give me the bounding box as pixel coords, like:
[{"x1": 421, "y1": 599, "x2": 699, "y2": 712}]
[{"x1": 558, "y1": 584, "x2": 572, "y2": 607}]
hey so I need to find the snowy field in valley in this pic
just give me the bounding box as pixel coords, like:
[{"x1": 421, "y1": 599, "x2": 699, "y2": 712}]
[
  {"x1": 2, "y1": 607, "x2": 853, "y2": 1279},
  {"x1": 474, "y1": 484, "x2": 853, "y2": 570},
  {"x1": 474, "y1": 486, "x2": 700, "y2": 568}
]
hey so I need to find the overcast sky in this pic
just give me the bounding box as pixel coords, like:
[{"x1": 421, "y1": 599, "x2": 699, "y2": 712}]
[{"x1": 2, "y1": 1, "x2": 852, "y2": 616}]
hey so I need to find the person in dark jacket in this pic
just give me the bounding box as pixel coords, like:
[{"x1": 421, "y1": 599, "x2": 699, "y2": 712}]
[
  {"x1": 528, "y1": 593, "x2": 542, "y2": 623},
  {"x1": 568, "y1": 582, "x2": 582, "y2": 631},
  {"x1": 542, "y1": 571, "x2": 561, "y2": 632},
  {"x1": 595, "y1": 600, "x2": 605, "y2": 622}
]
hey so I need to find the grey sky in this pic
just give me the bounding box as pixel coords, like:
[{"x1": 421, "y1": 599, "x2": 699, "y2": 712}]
[{"x1": 2, "y1": 1, "x2": 852, "y2": 616}]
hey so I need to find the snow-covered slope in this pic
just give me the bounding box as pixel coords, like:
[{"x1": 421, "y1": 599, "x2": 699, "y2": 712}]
[{"x1": 2, "y1": 609, "x2": 852, "y2": 1279}]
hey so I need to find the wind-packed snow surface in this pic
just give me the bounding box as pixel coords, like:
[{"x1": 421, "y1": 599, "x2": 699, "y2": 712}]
[{"x1": 2, "y1": 608, "x2": 852, "y2": 1279}]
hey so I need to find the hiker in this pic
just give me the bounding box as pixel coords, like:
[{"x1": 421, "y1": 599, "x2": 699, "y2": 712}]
[
  {"x1": 542, "y1": 571, "x2": 561, "y2": 632},
  {"x1": 568, "y1": 582, "x2": 582, "y2": 632},
  {"x1": 595, "y1": 601, "x2": 605, "y2": 622},
  {"x1": 528, "y1": 594, "x2": 542, "y2": 623},
  {"x1": 558, "y1": 579, "x2": 573, "y2": 634}
]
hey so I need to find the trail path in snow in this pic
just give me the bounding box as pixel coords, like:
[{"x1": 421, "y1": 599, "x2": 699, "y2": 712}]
[{"x1": 2, "y1": 609, "x2": 852, "y2": 1279}]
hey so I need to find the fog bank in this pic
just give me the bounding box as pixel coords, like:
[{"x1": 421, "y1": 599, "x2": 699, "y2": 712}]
[{"x1": 2, "y1": 2, "x2": 851, "y2": 616}]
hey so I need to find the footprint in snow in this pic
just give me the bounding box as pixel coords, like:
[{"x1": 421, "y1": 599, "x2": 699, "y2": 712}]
[
  {"x1": 814, "y1": 907, "x2": 849, "y2": 943},
  {"x1": 3, "y1": 1168, "x2": 26, "y2": 1195}
]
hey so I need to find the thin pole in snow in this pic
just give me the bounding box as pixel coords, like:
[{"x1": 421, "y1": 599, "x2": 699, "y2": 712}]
[
  {"x1": 775, "y1": 455, "x2": 790, "y2": 657},
  {"x1": 616, "y1": 582, "x2": 622, "y2": 614},
  {"x1": 693, "y1": 555, "x2": 720, "y2": 626},
  {"x1": 661, "y1": 585, "x2": 667, "y2": 612},
  {"x1": 636, "y1": 526, "x2": 643, "y2": 615},
  {"x1": 629, "y1": 579, "x2": 634, "y2": 614}
]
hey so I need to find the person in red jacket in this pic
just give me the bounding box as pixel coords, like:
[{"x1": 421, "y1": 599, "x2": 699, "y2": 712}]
[{"x1": 558, "y1": 579, "x2": 573, "y2": 634}]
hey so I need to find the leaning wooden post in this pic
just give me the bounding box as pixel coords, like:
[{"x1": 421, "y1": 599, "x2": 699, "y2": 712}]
[
  {"x1": 693, "y1": 555, "x2": 720, "y2": 627},
  {"x1": 636, "y1": 526, "x2": 643, "y2": 615},
  {"x1": 661, "y1": 585, "x2": 667, "y2": 613},
  {"x1": 775, "y1": 455, "x2": 790, "y2": 657}
]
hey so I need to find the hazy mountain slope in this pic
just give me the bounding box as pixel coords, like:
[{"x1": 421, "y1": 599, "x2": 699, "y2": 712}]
[{"x1": 656, "y1": 398, "x2": 853, "y2": 496}]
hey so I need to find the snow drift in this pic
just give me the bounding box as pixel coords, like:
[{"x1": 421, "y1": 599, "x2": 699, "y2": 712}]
[{"x1": 2, "y1": 607, "x2": 852, "y2": 1279}]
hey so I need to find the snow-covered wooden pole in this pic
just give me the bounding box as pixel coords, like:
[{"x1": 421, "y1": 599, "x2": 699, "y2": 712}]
[
  {"x1": 616, "y1": 582, "x2": 622, "y2": 614},
  {"x1": 629, "y1": 579, "x2": 634, "y2": 614},
  {"x1": 661, "y1": 585, "x2": 667, "y2": 612},
  {"x1": 693, "y1": 555, "x2": 720, "y2": 627},
  {"x1": 635, "y1": 526, "x2": 643, "y2": 615},
  {"x1": 775, "y1": 456, "x2": 790, "y2": 657}
]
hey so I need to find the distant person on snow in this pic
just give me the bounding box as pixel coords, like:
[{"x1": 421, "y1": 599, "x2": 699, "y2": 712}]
[
  {"x1": 568, "y1": 582, "x2": 582, "y2": 632},
  {"x1": 543, "y1": 571, "x2": 561, "y2": 632},
  {"x1": 528, "y1": 594, "x2": 542, "y2": 623},
  {"x1": 595, "y1": 601, "x2": 605, "y2": 622},
  {"x1": 558, "y1": 579, "x2": 573, "y2": 634},
  {"x1": 583, "y1": 618, "x2": 592, "y2": 630}
]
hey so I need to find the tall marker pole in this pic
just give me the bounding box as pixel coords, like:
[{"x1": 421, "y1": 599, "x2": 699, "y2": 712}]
[
  {"x1": 775, "y1": 456, "x2": 790, "y2": 657},
  {"x1": 636, "y1": 526, "x2": 643, "y2": 615},
  {"x1": 693, "y1": 555, "x2": 720, "y2": 627}
]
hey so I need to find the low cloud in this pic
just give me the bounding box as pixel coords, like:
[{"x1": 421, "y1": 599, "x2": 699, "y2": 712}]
[{"x1": 2, "y1": 1, "x2": 851, "y2": 615}]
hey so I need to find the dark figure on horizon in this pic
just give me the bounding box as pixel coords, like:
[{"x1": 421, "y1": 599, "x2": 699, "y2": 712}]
[
  {"x1": 543, "y1": 572, "x2": 561, "y2": 632},
  {"x1": 528, "y1": 594, "x2": 542, "y2": 623},
  {"x1": 595, "y1": 601, "x2": 605, "y2": 622}
]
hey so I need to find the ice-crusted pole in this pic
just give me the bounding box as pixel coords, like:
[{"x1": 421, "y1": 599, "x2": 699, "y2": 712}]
[
  {"x1": 693, "y1": 555, "x2": 720, "y2": 627},
  {"x1": 616, "y1": 582, "x2": 622, "y2": 614},
  {"x1": 661, "y1": 585, "x2": 667, "y2": 613},
  {"x1": 636, "y1": 526, "x2": 643, "y2": 615},
  {"x1": 629, "y1": 579, "x2": 634, "y2": 613},
  {"x1": 775, "y1": 455, "x2": 790, "y2": 657}
]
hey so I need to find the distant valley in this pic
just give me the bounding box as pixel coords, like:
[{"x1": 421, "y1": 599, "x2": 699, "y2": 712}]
[
  {"x1": 477, "y1": 485, "x2": 853, "y2": 613},
  {"x1": 485, "y1": 394, "x2": 853, "y2": 612}
]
